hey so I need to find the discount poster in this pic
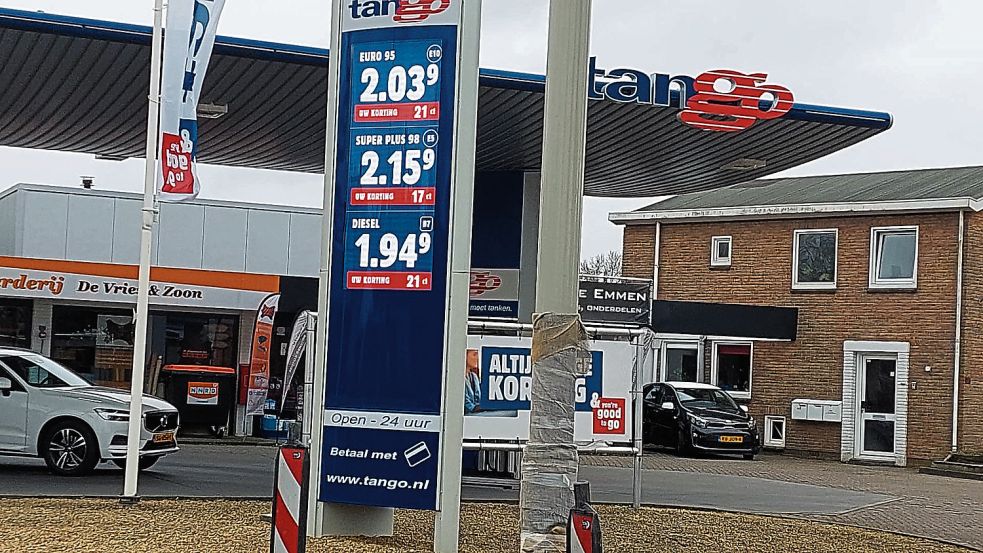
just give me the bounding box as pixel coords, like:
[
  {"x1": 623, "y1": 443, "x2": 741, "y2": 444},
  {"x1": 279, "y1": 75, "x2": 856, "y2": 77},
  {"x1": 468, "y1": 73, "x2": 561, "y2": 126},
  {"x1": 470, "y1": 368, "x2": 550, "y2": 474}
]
[{"x1": 246, "y1": 293, "x2": 279, "y2": 415}]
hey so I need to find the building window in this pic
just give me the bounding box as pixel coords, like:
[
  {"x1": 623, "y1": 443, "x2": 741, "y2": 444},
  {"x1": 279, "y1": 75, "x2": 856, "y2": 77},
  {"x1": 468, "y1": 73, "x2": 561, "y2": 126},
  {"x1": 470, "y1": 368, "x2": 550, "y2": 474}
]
[
  {"x1": 764, "y1": 416, "x2": 786, "y2": 448},
  {"x1": 712, "y1": 342, "x2": 752, "y2": 398},
  {"x1": 50, "y1": 305, "x2": 133, "y2": 387},
  {"x1": 711, "y1": 236, "x2": 732, "y2": 267},
  {"x1": 870, "y1": 226, "x2": 918, "y2": 289},
  {"x1": 0, "y1": 299, "x2": 32, "y2": 349},
  {"x1": 793, "y1": 229, "x2": 837, "y2": 289},
  {"x1": 661, "y1": 342, "x2": 701, "y2": 382},
  {"x1": 158, "y1": 312, "x2": 238, "y2": 368}
]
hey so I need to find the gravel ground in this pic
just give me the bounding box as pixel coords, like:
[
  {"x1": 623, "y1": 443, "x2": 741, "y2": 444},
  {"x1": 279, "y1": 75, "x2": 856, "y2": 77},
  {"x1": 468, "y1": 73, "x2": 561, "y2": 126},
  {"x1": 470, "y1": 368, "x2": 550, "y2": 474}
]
[{"x1": 0, "y1": 499, "x2": 971, "y2": 553}]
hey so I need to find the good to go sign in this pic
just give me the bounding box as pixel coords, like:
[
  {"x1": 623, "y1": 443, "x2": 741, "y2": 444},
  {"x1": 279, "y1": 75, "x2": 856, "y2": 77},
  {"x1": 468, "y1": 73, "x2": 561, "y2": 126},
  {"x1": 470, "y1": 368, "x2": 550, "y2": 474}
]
[{"x1": 316, "y1": 0, "x2": 479, "y2": 514}]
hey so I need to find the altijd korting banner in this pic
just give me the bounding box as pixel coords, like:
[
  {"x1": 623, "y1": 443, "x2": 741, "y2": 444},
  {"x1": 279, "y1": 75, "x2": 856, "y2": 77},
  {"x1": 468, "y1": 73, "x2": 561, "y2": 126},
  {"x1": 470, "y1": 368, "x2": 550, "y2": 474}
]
[{"x1": 158, "y1": 0, "x2": 226, "y2": 202}]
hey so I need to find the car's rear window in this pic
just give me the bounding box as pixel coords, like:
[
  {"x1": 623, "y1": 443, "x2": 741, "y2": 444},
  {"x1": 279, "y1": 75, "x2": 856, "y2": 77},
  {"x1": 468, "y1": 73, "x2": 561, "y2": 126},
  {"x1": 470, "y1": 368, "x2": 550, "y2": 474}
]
[{"x1": 0, "y1": 355, "x2": 88, "y2": 388}]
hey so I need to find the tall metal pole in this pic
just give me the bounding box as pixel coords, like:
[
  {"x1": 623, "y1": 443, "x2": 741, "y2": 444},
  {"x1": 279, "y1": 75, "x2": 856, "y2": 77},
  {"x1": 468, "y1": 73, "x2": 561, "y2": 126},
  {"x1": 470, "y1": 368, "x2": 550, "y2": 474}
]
[
  {"x1": 519, "y1": 2, "x2": 592, "y2": 549},
  {"x1": 535, "y1": 0, "x2": 592, "y2": 314},
  {"x1": 122, "y1": 0, "x2": 164, "y2": 499},
  {"x1": 434, "y1": 3, "x2": 483, "y2": 550}
]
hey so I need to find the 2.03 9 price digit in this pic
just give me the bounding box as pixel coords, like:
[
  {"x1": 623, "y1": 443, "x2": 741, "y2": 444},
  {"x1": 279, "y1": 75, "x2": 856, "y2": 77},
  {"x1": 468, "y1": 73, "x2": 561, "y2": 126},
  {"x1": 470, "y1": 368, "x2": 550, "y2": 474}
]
[{"x1": 359, "y1": 64, "x2": 439, "y2": 103}]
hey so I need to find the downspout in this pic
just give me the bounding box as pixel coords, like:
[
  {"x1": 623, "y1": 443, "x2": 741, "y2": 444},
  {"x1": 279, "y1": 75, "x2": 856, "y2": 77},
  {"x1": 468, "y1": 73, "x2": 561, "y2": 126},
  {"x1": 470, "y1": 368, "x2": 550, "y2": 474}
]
[
  {"x1": 952, "y1": 210, "x2": 965, "y2": 453},
  {"x1": 653, "y1": 222, "x2": 661, "y2": 299}
]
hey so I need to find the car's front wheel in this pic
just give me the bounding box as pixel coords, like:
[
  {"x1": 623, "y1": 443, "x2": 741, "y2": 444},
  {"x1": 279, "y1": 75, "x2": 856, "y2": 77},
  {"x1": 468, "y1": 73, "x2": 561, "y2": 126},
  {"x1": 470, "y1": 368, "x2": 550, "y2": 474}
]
[
  {"x1": 42, "y1": 421, "x2": 100, "y2": 476},
  {"x1": 112, "y1": 456, "x2": 160, "y2": 471},
  {"x1": 675, "y1": 428, "x2": 692, "y2": 457}
]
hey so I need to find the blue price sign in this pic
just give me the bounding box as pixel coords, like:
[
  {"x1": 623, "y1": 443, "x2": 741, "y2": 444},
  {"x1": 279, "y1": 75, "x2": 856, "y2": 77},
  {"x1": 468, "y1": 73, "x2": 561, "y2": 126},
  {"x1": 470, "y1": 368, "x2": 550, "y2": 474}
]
[{"x1": 320, "y1": 0, "x2": 466, "y2": 511}]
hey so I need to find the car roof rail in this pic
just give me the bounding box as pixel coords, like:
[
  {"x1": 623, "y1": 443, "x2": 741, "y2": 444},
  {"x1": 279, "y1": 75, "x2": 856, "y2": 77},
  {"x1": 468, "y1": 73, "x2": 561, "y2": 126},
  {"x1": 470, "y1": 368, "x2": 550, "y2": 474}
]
[{"x1": 0, "y1": 346, "x2": 40, "y2": 354}]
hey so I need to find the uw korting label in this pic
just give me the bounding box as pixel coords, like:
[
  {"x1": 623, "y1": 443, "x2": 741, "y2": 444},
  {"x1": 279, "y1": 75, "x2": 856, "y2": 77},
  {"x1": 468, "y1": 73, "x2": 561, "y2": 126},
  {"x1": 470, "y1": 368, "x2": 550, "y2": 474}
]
[{"x1": 479, "y1": 347, "x2": 603, "y2": 412}]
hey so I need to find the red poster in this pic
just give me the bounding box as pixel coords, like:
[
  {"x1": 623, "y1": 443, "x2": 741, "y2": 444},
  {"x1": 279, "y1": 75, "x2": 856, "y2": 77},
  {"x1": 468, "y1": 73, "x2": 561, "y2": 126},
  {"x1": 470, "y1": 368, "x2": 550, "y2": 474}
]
[
  {"x1": 246, "y1": 293, "x2": 280, "y2": 415},
  {"x1": 592, "y1": 397, "x2": 626, "y2": 435}
]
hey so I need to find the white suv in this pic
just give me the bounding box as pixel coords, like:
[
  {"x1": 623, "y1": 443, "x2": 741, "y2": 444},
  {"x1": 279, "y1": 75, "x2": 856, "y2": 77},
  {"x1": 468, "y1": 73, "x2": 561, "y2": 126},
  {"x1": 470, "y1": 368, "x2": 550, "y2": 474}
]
[{"x1": 0, "y1": 347, "x2": 180, "y2": 476}]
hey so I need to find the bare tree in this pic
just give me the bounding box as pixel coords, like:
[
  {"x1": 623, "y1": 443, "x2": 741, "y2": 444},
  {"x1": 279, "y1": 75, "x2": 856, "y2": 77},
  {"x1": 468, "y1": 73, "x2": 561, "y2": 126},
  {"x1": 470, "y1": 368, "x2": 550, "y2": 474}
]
[{"x1": 580, "y1": 249, "x2": 622, "y2": 276}]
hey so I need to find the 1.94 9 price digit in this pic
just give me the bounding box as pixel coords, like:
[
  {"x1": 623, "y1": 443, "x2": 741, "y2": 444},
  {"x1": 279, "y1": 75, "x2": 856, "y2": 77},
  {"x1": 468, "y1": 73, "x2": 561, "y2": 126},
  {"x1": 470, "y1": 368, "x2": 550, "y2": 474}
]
[{"x1": 355, "y1": 232, "x2": 432, "y2": 269}]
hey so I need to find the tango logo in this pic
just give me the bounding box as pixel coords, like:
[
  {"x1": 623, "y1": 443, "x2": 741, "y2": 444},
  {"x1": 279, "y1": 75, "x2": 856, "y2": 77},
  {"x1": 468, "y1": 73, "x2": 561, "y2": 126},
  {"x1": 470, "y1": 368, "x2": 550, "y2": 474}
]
[{"x1": 348, "y1": 0, "x2": 451, "y2": 23}]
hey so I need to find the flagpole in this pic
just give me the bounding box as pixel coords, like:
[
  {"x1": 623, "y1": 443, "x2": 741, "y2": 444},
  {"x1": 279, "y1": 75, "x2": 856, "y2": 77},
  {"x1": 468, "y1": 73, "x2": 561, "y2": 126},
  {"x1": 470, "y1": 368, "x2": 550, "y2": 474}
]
[{"x1": 122, "y1": 0, "x2": 165, "y2": 500}]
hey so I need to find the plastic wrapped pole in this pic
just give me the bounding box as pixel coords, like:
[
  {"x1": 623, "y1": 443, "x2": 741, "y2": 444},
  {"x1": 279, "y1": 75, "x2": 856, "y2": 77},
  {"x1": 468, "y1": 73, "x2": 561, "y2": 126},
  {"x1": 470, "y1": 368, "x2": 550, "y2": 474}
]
[{"x1": 519, "y1": 313, "x2": 589, "y2": 552}]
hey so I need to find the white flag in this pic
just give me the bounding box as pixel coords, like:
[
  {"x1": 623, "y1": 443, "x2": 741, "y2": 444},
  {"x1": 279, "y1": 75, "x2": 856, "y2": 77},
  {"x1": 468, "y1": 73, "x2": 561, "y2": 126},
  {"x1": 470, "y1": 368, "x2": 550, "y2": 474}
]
[
  {"x1": 280, "y1": 311, "x2": 311, "y2": 413},
  {"x1": 158, "y1": 0, "x2": 225, "y2": 202}
]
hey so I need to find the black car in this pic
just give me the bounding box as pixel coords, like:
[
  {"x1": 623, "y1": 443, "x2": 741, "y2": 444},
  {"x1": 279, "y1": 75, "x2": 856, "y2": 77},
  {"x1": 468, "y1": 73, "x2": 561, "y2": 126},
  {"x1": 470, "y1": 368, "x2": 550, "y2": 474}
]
[{"x1": 643, "y1": 381, "x2": 760, "y2": 460}]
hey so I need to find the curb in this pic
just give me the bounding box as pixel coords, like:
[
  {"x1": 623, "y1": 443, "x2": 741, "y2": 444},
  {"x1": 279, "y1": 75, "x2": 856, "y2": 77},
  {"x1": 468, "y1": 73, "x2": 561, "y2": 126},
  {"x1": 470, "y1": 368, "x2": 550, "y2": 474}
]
[
  {"x1": 0, "y1": 495, "x2": 273, "y2": 502},
  {"x1": 178, "y1": 438, "x2": 281, "y2": 447}
]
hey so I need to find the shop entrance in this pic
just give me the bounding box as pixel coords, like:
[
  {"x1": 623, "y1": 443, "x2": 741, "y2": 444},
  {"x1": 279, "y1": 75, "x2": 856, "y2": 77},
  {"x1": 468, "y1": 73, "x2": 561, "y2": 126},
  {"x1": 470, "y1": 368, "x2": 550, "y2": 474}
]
[{"x1": 855, "y1": 354, "x2": 898, "y2": 460}]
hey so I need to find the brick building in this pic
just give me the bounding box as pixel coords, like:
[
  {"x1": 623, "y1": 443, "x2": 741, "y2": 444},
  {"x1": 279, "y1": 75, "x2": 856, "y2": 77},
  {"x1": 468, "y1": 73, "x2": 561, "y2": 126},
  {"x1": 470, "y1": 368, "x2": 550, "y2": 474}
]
[{"x1": 612, "y1": 166, "x2": 983, "y2": 465}]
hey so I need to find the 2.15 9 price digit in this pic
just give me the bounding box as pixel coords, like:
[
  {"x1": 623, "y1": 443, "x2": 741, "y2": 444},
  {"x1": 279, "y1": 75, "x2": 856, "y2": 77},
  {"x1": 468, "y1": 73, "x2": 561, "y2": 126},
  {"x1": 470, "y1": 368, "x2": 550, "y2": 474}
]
[{"x1": 360, "y1": 148, "x2": 437, "y2": 186}]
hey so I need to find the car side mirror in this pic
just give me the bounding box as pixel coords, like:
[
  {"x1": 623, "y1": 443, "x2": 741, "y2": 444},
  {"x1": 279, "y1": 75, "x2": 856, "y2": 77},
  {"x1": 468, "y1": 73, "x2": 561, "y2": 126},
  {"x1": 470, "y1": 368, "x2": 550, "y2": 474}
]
[
  {"x1": 660, "y1": 401, "x2": 675, "y2": 411},
  {"x1": 739, "y1": 405, "x2": 749, "y2": 413},
  {"x1": 0, "y1": 377, "x2": 12, "y2": 393}
]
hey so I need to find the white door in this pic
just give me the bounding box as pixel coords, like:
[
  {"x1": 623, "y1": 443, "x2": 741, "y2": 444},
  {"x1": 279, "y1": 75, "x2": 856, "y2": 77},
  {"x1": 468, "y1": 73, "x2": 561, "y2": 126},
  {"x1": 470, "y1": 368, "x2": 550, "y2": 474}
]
[
  {"x1": 855, "y1": 355, "x2": 897, "y2": 460},
  {"x1": 0, "y1": 367, "x2": 29, "y2": 452}
]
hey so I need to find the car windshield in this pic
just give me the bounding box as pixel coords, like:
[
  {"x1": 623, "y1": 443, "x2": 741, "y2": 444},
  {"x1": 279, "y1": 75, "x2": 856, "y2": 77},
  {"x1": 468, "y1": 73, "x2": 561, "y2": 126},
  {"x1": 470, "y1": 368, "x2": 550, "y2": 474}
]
[
  {"x1": 0, "y1": 354, "x2": 90, "y2": 388},
  {"x1": 675, "y1": 387, "x2": 739, "y2": 412}
]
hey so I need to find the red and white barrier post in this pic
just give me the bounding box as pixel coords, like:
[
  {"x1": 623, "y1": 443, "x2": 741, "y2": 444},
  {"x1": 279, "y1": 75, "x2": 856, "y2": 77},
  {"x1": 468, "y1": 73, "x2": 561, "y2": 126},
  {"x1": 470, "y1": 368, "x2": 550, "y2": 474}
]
[
  {"x1": 271, "y1": 445, "x2": 310, "y2": 553},
  {"x1": 567, "y1": 482, "x2": 602, "y2": 553}
]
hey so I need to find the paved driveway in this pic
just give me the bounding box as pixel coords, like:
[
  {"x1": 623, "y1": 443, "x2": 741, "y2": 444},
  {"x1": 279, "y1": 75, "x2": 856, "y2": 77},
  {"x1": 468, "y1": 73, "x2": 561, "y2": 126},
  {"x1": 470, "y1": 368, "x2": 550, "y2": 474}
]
[
  {"x1": 2, "y1": 445, "x2": 979, "y2": 550},
  {"x1": 583, "y1": 452, "x2": 983, "y2": 550}
]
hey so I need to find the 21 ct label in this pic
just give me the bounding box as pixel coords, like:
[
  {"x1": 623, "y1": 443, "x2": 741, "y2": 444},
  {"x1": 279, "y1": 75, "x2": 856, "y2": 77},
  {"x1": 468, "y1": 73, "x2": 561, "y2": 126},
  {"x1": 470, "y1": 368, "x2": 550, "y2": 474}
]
[{"x1": 345, "y1": 211, "x2": 435, "y2": 291}]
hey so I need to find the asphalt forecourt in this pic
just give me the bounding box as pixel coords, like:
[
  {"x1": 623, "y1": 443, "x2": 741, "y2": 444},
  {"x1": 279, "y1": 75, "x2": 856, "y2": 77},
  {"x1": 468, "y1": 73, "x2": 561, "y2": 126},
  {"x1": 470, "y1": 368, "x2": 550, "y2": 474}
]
[{"x1": 0, "y1": 499, "x2": 971, "y2": 553}]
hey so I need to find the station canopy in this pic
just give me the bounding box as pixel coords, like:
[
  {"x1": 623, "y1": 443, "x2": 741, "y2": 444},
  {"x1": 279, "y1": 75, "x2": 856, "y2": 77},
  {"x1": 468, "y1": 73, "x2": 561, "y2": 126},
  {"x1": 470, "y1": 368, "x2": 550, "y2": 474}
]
[{"x1": 0, "y1": 8, "x2": 891, "y2": 197}]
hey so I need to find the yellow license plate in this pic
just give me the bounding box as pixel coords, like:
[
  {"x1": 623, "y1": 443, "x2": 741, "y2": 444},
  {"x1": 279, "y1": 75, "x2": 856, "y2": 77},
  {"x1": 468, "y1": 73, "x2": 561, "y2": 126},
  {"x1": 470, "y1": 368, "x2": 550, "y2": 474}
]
[
  {"x1": 153, "y1": 432, "x2": 175, "y2": 444},
  {"x1": 720, "y1": 436, "x2": 744, "y2": 443}
]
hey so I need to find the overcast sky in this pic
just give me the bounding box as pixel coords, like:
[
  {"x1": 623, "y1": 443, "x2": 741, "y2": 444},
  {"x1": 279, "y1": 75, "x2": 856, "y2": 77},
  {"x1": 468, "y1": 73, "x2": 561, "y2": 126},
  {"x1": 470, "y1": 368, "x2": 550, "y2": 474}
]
[{"x1": 0, "y1": 0, "x2": 981, "y2": 257}]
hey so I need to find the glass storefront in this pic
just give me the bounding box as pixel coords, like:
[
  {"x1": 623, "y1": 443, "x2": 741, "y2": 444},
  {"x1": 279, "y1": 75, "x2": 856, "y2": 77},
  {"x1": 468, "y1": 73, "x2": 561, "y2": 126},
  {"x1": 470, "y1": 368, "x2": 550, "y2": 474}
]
[
  {"x1": 0, "y1": 299, "x2": 32, "y2": 349},
  {"x1": 50, "y1": 305, "x2": 134, "y2": 386},
  {"x1": 51, "y1": 305, "x2": 238, "y2": 388},
  {"x1": 156, "y1": 312, "x2": 238, "y2": 368}
]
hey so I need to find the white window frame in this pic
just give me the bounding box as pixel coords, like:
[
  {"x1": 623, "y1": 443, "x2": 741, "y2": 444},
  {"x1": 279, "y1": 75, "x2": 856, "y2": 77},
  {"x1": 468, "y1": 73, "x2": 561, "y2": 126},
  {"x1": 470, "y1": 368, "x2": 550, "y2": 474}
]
[
  {"x1": 763, "y1": 416, "x2": 786, "y2": 448},
  {"x1": 710, "y1": 236, "x2": 732, "y2": 267},
  {"x1": 710, "y1": 341, "x2": 753, "y2": 400},
  {"x1": 659, "y1": 341, "x2": 702, "y2": 383},
  {"x1": 869, "y1": 226, "x2": 919, "y2": 289},
  {"x1": 792, "y1": 228, "x2": 838, "y2": 290}
]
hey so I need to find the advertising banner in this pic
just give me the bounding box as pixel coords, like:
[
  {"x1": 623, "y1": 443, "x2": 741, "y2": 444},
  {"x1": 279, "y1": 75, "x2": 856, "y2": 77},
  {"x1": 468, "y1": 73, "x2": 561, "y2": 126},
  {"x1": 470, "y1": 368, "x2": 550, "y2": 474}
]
[
  {"x1": 469, "y1": 268, "x2": 519, "y2": 318},
  {"x1": 159, "y1": 0, "x2": 226, "y2": 201},
  {"x1": 463, "y1": 335, "x2": 635, "y2": 443},
  {"x1": 319, "y1": 0, "x2": 475, "y2": 511},
  {"x1": 280, "y1": 311, "x2": 310, "y2": 412},
  {"x1": 246, "y1": 293, "x2": 279, "y2": 415},
  {"x1": 578, "y1": 279, "x2": 652, "y2": 326}
]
